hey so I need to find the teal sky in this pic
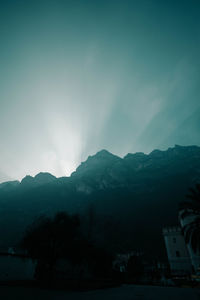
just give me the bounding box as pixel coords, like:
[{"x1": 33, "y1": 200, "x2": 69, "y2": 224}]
[{"x1": 0, "y1": 0, "x2": 200, "y2": 181}]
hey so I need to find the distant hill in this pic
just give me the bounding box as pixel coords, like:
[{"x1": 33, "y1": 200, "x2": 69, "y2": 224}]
[
  {"x1": 20, "y1": 172, "x2": 57, "y2": 188},
  {"x1": 0, "y1": 171, "x2": 12, "y2": 184},
  {"x1": 0, "y1": 145, "x2": 200, "y2": 258}
]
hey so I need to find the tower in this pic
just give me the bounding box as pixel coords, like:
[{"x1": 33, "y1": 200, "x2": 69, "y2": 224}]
[{"x1": 163, "y1": 226, "x2": 193, "y2": 275}]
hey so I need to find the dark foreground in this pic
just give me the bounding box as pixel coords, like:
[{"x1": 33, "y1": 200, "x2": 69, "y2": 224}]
[{"x1": 0, "y1": 284, "x2": 200, "y2": 300}]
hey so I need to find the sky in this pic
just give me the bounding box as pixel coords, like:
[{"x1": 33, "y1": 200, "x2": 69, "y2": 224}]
[{"x1": 0, "y1": 0, "x2": 200, "y2": 182}]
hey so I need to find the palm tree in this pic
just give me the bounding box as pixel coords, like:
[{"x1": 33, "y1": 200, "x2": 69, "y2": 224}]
[{"x1": 179, "y1": 183, "x2": 200, "y2": 253}]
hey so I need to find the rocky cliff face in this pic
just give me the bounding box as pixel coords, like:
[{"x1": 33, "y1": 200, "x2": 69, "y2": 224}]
[
  {"x1": 70, "y1": 145, "x2": 200, "y2": 194},
  {"x1": 0, "y1": 145, "x2": 199, "y2": 255},
  {"x1": 71, "y1": 149, "x2": 123, "y2": 192},
  {"x1": 1, "y1": 145, "x2": 199, "y2": 193}
]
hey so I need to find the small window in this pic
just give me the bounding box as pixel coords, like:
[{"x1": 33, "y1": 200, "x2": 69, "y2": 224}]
[
  {"x1": 173, "y1": 237, "x2": 176, "y2": 243},
  {"x1": 176, "y1": 251, "x2": 180, "y2": 257}
]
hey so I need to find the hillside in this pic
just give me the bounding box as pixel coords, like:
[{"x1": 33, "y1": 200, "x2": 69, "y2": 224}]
[{"x1": 0, "y1": 145, "x2": 200, "y2": 257}]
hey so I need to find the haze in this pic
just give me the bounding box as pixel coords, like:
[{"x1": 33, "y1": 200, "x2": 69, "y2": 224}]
[{"x1": 0, "y1": 0, "x2": 199, "y2": 182}]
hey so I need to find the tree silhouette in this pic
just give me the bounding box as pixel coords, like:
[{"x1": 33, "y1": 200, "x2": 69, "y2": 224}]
[
  {"x1": 21, "y1": 212, "x2": 81, "y2": 283},
  {"x1": 21, "y1": 211, "x2": 113, "y2": 285},
  {"x1": 179, "y1": 183, "x2": 200, "y2": 253}
]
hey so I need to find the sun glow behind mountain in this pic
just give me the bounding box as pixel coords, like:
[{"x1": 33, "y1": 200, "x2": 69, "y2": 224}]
[{"x1": 0, "y1": 0, "x2": 199, "y2": 182}]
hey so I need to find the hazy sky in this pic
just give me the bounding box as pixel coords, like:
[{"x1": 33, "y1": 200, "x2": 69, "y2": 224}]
[{"x1": 0, "y1": 0, "x2": 200, "y2": 181}]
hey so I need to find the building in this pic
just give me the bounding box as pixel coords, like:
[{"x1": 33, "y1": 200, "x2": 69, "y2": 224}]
[
  {"x1": 112, "y1": 251, "x2": 142, "y2": 273},
  {"x1": 0, "y1": 252, "x2": 35, "y2": 281},
  {"x1": 163, "y1": 226, "x2": 193, "y2": 275}
]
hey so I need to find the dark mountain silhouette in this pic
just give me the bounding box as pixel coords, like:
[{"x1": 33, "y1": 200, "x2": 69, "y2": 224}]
[
  {"x1": 0, "y1": 180, "x2": 20, "y2": 191},
  {"x1": 0, "y1": 145, "x2": 200, "y2": 257},
  {"x1": 21, "y1": 172, "x2": 57, "y2": 188},
  {"x1": 71, "y1": 145, "x2": 200, "y2": 194}
]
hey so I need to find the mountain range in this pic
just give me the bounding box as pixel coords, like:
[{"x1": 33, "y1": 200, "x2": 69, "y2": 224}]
[{"x1": 0, "y1": 145, "x2": 200, "y2": 257}]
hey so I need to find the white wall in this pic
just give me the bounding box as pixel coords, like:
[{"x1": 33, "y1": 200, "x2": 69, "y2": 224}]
[{"x1": 0, "y1": 256, "x2": 35, "y2": 281}]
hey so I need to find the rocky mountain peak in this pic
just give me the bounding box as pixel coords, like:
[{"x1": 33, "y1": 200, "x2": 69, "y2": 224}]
[
  {"x1": 34, "y1": 172, "x2": 56, "y2": 182},
  {"x1": 21, "y1": 172, "x2": 56, "y2": 187},
  {"x1": 71, "y1": 149, "x2": 121, "y2": 178}
]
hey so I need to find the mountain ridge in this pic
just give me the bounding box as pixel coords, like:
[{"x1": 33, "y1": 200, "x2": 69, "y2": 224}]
[
  {"x1": 1, "y1": 144, "x2": 199, "y2": 190},
  {"x1": 0, "y1": 144, "x2": 200, "y2": 256}
]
